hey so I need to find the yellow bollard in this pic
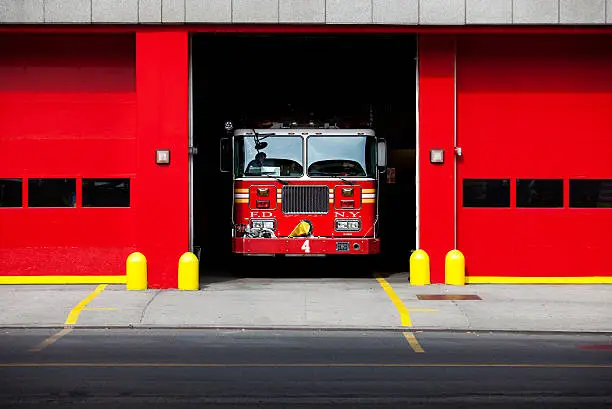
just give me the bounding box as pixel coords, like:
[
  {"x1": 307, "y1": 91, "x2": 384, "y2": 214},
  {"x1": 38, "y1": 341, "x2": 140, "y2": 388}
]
[
  {"x1": 126, "y1": 252, "x2": 147, "y2": 290},
  {"x1": 410, "y1": 249, "x2": 430, "y2": 286},
  {"x1": 178, "y1": 252, "x2": 199, "y2": 290},
  {"x1": 445, "y1": 249, "x2": 465, "y2": 286}
]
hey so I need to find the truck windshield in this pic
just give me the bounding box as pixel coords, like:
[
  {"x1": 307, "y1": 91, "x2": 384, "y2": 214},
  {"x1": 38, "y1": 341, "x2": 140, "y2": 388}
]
[
  {"x1": 235, "y1": 136, "x2": 304, "y2": 178},
  {"x1": 307, "y1": 136, "x2": 376, "y2": 178}
]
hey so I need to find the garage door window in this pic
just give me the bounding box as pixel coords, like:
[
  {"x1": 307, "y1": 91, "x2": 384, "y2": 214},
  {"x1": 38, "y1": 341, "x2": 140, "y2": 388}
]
[
  {"x1": 570, "y1": 179, "x2": 612, "y2": 208},
  {"x1": 83, "y1": 179, "x2": 130, "y2": 208},
  {"x1": 463, "y1": 179, "x2": 510, "y2": 208},
  {"x1": 516, "y1": 179, "x2": 563, "y2": 208},
  {"x1": 0, "y1": 179, "x2": 22, "y2": 208},
  {"x1": 28, "y1": 179, "x2": 76, "y2": 208}
]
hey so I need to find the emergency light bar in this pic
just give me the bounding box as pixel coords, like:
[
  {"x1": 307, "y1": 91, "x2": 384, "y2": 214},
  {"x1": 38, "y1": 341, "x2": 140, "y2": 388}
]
[{"x1": 258, "y1": 121, "x2": 340, "y2": 129}]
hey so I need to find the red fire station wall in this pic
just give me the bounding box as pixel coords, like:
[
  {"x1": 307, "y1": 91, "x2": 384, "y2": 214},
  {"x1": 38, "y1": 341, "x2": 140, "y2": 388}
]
[
  {"x1": 136, "y1": 32, "x2": 189, "y2": 289},
  {"x1": 0, "y1": 32, "x2": 188, "y2": 287},
  {"x1": 456, "y1": 34, "x2": 612, "y2": 281},
  {"x1": 418, "y1": 35, "x2": 456, "y2": 284},
  {"x1": 419, "y1": 33, "x2": 612, "y2": 282},
  {"x1": 0, "y1": 34, "x2": 137, "y2": 280}
]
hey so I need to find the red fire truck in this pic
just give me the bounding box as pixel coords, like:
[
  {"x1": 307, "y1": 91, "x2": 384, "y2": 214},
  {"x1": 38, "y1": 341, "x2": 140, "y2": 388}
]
[{"x1": 222, "y1": 121, "x2": 386, "y2": 256}]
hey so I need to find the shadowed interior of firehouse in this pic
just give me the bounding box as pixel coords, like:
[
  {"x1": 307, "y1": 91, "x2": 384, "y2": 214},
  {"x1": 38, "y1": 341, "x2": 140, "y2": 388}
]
[{"x1": 191, "y1": 33, "x2": 416, "y2": 278}]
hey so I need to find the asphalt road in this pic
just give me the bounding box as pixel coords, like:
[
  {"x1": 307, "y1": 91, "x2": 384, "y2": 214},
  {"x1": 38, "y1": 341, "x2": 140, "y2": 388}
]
[{"x1": 0, "y1": 329, "x2": 611, "y2": 408}]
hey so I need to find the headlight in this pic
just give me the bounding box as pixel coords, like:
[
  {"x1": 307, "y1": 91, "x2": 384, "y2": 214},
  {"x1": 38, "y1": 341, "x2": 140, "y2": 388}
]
[
  {"x1": 251, "y1": 219, "x2": 275, "y2": 230},
  {"x1": 335, "y1": 219, "x2": 361, "y2": 232}
]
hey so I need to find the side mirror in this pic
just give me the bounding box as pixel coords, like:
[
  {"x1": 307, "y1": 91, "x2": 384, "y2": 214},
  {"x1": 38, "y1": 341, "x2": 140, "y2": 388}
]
[
  {"x1": 377, "y1": 139, "x2": 387, "y2": 171},
  {"x1": 220, "y1": 137, "x2": 232, "y2": 173}
]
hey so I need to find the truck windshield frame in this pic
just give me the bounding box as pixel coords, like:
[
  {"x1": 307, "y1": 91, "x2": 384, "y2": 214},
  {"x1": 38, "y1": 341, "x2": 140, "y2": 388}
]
[
  {"x1": 306, "y1": 135, "x2": 377, "y2": 178},
  {"x1": 235, "y1": 135, "x2": 304, "y2": 178}
]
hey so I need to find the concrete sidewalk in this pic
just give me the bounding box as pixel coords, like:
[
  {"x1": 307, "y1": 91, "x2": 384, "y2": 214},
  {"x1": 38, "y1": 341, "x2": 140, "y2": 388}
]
[{"x1": 0, "y1": 275, "x2": 610, "y2": 333}]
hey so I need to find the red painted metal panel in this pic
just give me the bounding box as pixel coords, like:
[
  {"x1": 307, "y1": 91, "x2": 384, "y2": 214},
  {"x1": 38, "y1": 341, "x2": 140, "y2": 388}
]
[
  {"x1": 234, "y1": 180, "x2": 377, "y2": 245},
  {"x1": 457, "y1": 34, "x2": 612, "y2": 277},
  {"x1": 0, "y1": 34, "x2": 135, "y2": 93},
  {"x1": 233, "y1": 237, "x2": 380, "y2": 255},
  {"x1": 135, "y1": 32, "x2": 189, "y2": 289},
  {"x1": 418, "y1": 35, "x2": 456, "y2": 283},
  {"x1": 0, "y1": 209, "x2": 137, "y2": 275},
  {"x1": 0, "y1": 34, "x2": 137, "y2": 277}
]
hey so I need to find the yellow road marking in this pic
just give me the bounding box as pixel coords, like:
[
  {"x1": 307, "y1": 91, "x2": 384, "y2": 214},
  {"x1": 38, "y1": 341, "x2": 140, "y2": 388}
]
[
  {"x1": 2, "y1": 362, "x2": 611, "y2": 368},
  {"x1": 82, "y1": 308, "x2": 117, "y2": 311},
  {"x1": 374, "y1": 275, "x2": 412, "y2": 327},
  {"x1": 403, "y1": 332, "x2": 425, "y2": 353},
  {"x1": 64, "y1": 284, "x2": 108, "y2": 327},
  {"x1": 29, "y1": 328, "x2": 73, "y2": 353},
  {"x1": 375, "y1": 274, "x2": 437, "y2": 353}
]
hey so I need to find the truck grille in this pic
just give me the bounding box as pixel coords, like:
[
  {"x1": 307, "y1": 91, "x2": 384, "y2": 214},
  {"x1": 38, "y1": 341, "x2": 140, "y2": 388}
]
[{"x1": 282, "y1": 185, "x2": 329, "y2": 214}]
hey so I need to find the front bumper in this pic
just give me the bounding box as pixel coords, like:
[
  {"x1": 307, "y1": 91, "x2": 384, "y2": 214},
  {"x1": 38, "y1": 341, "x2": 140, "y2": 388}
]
[{"x1": 233, "y1": 237, "x2": 380, "y2": 255}]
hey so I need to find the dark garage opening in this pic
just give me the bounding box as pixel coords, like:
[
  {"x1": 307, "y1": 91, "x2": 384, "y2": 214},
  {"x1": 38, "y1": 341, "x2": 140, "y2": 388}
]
[{"x1": 191, "y1": 33, "x2": 417, "y2": 276}]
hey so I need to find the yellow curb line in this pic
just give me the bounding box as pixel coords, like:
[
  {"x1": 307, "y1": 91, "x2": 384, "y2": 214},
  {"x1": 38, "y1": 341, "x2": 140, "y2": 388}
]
[
  {"x1": 0, "y1": 276, "x2": 125, "y2": 285},
  {"x1": 467, "y1": 276, "x2": 612, "y2": 284}
]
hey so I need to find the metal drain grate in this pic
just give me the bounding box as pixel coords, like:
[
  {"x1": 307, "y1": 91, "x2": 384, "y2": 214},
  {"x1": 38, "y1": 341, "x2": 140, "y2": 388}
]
[{"x1": 416, "y1": 294, "x2": 482, "y2": 300}]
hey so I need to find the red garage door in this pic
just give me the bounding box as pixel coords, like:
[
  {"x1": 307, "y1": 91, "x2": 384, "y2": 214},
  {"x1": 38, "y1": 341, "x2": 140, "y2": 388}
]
[
  {"x1": 457, "y1": 34, "x2": 612, "y2": 281},
  {"x1": 0, "y1": 34, "x2": 137, "y2": 281}
]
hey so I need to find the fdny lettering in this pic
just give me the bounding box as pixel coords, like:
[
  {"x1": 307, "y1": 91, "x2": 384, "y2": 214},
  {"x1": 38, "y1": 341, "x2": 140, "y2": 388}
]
[
  {"x1": 334, "y1": 211, "x2": 360, "y2": 218},
  {"x1": 250, "y1": 211, "x2": 273, "y2": 218}
]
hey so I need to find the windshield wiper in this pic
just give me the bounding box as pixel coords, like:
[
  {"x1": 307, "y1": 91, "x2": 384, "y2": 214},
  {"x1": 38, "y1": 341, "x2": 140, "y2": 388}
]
[
  {"x1": 261, "y1": 172, "x2": 289, "y2": 186},
  {"x1": 308, "y1": 173, "x2": 355, "y2": 185}
]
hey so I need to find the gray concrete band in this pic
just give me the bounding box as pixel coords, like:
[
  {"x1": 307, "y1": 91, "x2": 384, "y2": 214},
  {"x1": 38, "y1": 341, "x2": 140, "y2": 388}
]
[{"x1": 1, "y1": 0, "x2": 611, "y2": 25}]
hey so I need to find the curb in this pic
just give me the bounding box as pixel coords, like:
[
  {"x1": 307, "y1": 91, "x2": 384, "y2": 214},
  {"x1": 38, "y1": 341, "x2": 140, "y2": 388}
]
[{"x1": 2, "y1": 324, "x2": 612, "y2": 335}]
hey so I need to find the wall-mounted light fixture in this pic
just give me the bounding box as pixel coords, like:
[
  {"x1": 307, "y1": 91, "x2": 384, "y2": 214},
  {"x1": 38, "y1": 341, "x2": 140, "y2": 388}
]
[
  {"x1": 430, "y1": 149, "x2": 444, "y2": 164},
  {"x1": 156, "y1": 149, "x2": 170, "y2": 165}
]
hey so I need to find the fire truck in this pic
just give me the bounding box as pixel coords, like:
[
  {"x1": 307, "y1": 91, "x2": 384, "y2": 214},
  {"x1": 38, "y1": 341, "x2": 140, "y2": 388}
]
[{"x1": 221, "y1": 120, "x2": 387, "y2": 256}]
